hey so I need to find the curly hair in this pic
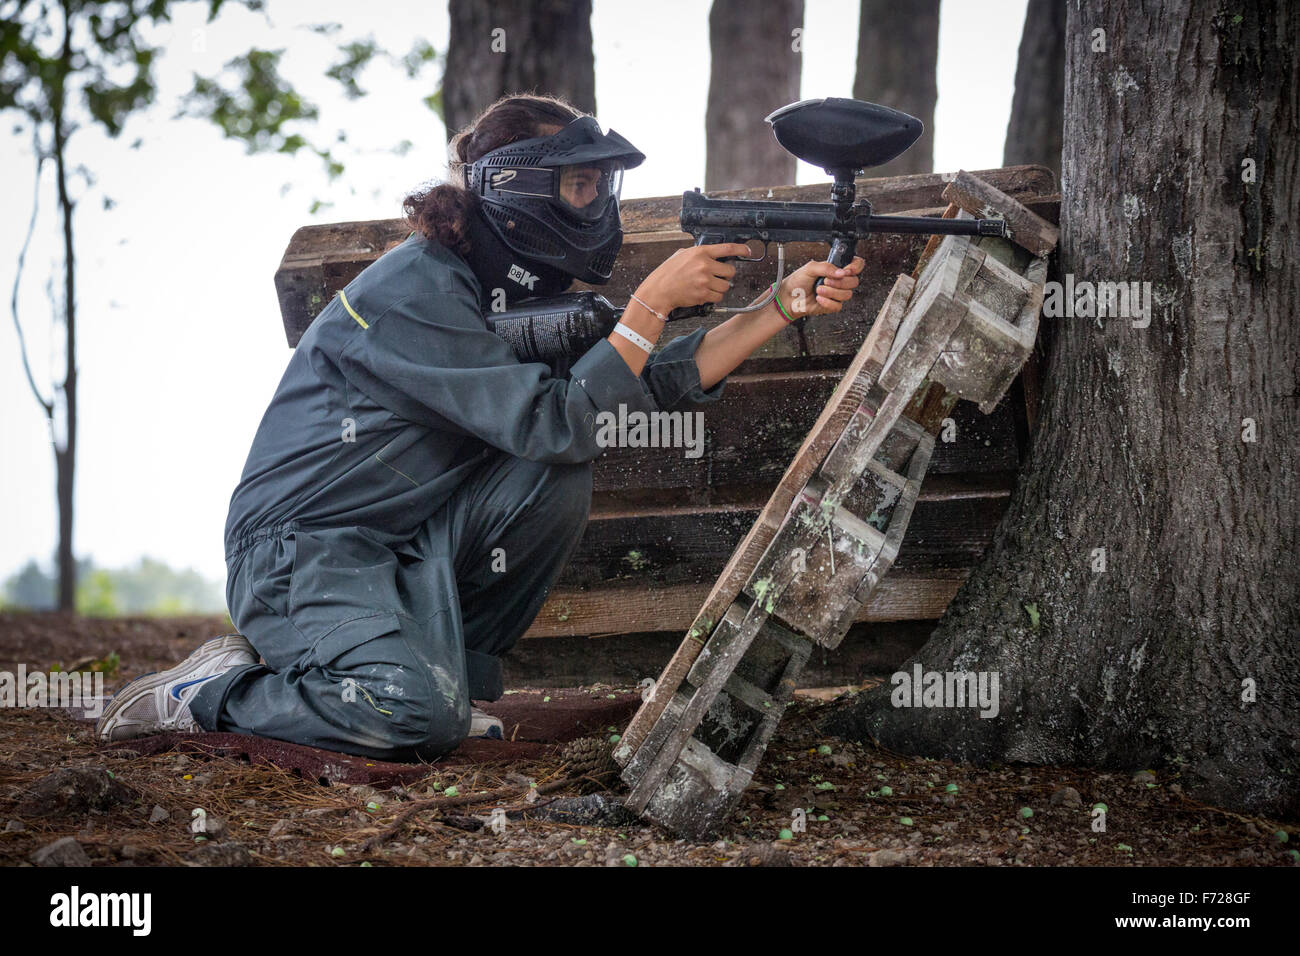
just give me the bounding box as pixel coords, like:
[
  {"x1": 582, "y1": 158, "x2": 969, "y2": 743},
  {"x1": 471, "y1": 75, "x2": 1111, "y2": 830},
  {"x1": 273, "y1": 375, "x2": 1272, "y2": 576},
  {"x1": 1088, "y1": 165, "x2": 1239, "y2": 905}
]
[{"x1": 403, "y1": 93, "x2": 584, "y2": 257}]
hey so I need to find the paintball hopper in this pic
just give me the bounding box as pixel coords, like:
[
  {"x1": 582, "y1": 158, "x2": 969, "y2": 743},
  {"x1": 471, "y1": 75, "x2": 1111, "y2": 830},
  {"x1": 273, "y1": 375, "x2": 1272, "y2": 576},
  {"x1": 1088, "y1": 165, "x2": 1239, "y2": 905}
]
[{"x1": 766, "y1": 97, "x2": 924, "y2": 175}]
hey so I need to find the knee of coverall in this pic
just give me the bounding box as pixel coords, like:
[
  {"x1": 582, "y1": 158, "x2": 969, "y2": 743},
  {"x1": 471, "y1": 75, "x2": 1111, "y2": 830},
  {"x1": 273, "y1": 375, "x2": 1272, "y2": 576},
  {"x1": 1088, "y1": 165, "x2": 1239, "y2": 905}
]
[
  {"x1": 381, "y1": 664, "x2": 471, "y2": 761},
  {"x1": 411, "y1": 672, "x2": 473, "y2": 762},
  {"x1": 327, "y1": 635, "x2": 472, "y2": 762}
]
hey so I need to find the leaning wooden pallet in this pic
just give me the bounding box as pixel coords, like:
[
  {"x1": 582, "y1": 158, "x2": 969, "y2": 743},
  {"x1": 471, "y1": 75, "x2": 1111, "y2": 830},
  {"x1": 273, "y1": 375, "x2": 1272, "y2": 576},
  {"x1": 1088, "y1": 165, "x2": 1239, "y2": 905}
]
[{"x1": 614, "y1": 171, "x2": 1059, "y2": 839}]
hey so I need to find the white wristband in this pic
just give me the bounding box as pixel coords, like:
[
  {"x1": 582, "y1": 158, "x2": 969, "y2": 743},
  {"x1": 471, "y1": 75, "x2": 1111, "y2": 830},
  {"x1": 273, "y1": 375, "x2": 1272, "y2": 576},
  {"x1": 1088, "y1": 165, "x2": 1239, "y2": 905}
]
[{"x1": 613, "y1": 321, "x2": 654, "y2": 354}]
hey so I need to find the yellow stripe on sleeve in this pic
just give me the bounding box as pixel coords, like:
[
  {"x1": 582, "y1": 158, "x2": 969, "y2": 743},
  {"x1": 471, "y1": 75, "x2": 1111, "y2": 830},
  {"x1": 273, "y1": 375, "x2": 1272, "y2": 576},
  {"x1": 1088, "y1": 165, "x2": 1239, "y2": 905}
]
[{"x1": 338, "y1": 290, "x2": 369, "y2": 329}]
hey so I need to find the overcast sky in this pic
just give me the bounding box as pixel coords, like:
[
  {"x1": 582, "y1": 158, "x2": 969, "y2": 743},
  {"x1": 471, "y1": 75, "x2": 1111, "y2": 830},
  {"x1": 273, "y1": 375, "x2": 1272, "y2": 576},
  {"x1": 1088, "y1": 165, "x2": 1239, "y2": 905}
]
[{"x1": 0, "y1": 0, "x2": 1028, "y2": 588}]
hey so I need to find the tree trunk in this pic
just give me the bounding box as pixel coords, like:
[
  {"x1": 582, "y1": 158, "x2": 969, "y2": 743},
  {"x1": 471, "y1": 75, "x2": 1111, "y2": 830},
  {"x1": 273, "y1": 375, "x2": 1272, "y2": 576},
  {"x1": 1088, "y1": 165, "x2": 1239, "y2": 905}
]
[
  {"x1": 824, "y1": 0, "x2": 1299, "y2": 819},
  {"x1": 442, "y1": 0, "x2": 596, "y2": 138},
  {"x1": 1002, "y1": 0, "x2": 1065, "y2": 174},
  {"x1": 705, "y1": 0, "x2": 803, "y2": 192},
  {"x1": 851, "y1": 0, "x2": 938, "y2": 176},
  {"x1": 53, "y1": 5, "x2": 77, "y2": 613}
]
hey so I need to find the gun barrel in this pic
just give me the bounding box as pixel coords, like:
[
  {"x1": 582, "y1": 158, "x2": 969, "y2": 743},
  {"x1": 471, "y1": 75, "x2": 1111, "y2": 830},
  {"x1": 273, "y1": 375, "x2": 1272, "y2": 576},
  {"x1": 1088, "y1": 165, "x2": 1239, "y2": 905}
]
[
  {"x1": 867, "y1": 214, "x2": 1006, "y2": 237},
  {"x1": 681, "y1": 196, "x2": 839, "y2": 240}
]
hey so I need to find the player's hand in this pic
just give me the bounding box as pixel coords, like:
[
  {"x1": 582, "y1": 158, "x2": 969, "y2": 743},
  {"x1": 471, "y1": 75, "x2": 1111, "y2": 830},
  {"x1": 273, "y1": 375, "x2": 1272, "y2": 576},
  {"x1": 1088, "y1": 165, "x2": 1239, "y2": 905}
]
[
  {"x1": 776, "y1": 255, "x2": 866, "y2": 318},
  {"x1": 635, "y1": 242, "x2": 753, "y2": 314}
]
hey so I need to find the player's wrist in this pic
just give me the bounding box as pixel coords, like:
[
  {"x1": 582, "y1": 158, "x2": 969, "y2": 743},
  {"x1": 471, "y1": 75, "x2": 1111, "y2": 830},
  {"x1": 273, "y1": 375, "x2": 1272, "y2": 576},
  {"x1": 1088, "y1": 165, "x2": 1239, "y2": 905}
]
[{"x1": 628, "y1": 280, "x2": 672, "y2": 324}]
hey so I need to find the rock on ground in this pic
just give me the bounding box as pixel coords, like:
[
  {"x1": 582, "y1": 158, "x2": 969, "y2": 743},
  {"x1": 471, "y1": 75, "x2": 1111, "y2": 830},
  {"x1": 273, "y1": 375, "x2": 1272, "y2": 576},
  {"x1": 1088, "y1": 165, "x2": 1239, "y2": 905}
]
[
  {"x1": 19, "y1": 767, "x2": 135, "y2": 817},
  {"x1": 31, "y1": 836, "x2": 92, "y2": 867}
]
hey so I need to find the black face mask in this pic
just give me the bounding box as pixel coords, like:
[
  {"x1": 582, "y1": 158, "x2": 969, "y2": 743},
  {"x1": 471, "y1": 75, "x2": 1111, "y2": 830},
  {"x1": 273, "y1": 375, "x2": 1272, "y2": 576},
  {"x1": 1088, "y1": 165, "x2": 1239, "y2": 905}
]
[{"x1": 462, "y1": 204, "x2": 573, "y2": 312}]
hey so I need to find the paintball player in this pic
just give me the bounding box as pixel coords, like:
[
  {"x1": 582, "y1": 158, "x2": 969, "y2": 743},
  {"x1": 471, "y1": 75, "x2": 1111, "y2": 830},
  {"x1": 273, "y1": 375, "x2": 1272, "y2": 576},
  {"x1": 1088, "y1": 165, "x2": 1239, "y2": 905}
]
[{"x1": 96, "y1": 93, "x2": 866, "y2": 760}]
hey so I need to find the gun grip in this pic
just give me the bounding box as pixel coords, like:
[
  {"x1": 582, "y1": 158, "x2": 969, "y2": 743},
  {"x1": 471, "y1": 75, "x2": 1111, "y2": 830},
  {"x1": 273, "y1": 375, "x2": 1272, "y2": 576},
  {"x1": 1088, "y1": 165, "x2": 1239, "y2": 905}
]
[
  {"x1": 811, "y1": 238, "x2": 857, "y2": 300},
  {"x1": 667, "y1": 303, "x2": 712, "y2": 322}
]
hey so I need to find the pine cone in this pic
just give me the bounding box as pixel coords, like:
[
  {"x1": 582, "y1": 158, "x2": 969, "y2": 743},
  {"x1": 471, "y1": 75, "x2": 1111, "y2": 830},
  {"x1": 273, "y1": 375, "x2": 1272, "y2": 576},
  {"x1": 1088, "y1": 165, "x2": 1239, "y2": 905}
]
[{"x1": 559, "y1": 736, "x2": 619, "y2": 793}]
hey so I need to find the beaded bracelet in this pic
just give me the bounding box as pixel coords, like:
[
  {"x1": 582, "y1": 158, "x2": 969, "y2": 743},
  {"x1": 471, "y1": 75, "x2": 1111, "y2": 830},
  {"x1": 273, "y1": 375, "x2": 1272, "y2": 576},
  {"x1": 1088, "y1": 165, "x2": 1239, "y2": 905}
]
[{"x1": 628, "y1": 293, "x2": 667, "y2": 323}]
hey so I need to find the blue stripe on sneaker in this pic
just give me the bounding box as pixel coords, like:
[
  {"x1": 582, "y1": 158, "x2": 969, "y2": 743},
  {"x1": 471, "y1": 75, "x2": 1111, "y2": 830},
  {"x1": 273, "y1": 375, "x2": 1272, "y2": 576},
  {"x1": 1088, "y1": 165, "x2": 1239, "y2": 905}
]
[{"x1": 170, "y1": 675, "x2": 219, "y2": 701}]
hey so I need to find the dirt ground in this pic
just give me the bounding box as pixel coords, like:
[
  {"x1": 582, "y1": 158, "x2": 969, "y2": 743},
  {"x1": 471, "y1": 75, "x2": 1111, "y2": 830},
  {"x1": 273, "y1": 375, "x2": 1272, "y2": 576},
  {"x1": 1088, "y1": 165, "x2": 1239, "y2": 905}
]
[{"x1": 1, "y1": 611, "x2": 1295, "y2": 867}]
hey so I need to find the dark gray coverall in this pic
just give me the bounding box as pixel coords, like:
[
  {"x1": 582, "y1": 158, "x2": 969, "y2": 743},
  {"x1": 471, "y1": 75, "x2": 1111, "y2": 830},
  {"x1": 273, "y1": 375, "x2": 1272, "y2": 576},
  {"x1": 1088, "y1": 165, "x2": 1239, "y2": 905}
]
[{"x1": 189, "y1": 233, "x2": 727, "y2": 760}]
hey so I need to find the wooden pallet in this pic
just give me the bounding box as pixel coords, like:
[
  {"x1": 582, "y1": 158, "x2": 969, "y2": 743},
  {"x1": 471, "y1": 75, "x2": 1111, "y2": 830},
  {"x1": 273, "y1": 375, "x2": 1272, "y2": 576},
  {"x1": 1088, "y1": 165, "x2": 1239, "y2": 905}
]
[{"x1": 615, "y1": 172, "x2": 1058, "y2": 839}]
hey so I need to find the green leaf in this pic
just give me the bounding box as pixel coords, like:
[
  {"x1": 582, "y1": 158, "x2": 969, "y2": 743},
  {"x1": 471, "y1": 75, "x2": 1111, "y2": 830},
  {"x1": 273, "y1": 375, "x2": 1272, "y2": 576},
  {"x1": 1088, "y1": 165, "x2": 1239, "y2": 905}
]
[
  {"x1": 401, "y1": 38, "x2": 438, "y2": 79},
  {"x1": 179, "y1": 48, "x2": 320, "y2": 157},
  {"x1": 325, "y1": 37, "x2": 379, "y2": 100}
]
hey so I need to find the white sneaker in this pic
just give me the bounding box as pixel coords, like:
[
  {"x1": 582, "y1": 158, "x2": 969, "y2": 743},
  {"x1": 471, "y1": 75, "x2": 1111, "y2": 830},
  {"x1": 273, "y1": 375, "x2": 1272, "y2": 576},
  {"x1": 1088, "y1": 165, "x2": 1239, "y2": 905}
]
[
  {"x1": 95, "y1": 634, "x2": 257, "y2": 742},
  {"x1": 470, "y1": 705, "x2": 504, "y2": 740}
]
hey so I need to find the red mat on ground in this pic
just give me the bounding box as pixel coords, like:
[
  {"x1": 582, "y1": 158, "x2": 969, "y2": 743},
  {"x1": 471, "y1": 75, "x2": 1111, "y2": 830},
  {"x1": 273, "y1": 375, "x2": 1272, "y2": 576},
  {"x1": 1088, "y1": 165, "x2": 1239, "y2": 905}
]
[{"x1": 96, "y1": 689, "x2": 639, "y2": 787}]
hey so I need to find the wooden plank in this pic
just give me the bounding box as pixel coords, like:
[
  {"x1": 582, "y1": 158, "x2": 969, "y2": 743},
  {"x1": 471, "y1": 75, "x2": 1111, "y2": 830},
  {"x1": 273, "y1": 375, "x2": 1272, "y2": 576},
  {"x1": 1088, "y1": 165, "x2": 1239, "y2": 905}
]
[
  {"x1": 587, "y1": 371, "x2": 1021, "y2": 503},
  {"x1": 523, "y1": 571, "x2": 967, "y2": 639},
  {"x1": 942, "y1": 169, "x2": 1061, "y2": 258},
  {"x1": 686, "y1": 275, "x2": 914, "y2": 643},
  {"x1": 554, "y1": 492, "x2": 1011, "y2": 590},
  {"x1": 625, "y1": 597, "x2": 768, "y2": 812},
  {"x1": 879, "y1": 236, "x2": 975, "y2": 392},
  {"x1": 499, "y1": 620, "x2": 935, "y2": 689}
]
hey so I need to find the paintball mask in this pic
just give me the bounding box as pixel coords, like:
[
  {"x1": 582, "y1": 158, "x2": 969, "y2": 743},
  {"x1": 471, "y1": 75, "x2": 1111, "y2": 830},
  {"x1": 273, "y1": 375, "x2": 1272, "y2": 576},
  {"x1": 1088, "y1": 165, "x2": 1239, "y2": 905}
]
[{"x1": 464, "y1": 115, "x2": 646, "y2": 284}]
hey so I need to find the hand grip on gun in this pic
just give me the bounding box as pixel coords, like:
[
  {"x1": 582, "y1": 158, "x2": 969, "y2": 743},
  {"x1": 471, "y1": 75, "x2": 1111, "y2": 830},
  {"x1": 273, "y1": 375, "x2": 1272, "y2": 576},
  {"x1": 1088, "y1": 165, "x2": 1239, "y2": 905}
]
[
  {"x1": 811, "y1": 237, "x2": 857, "y2": 301},
  {"x1": 665, "y1": 238, "x2": 764, "y2": 322}
]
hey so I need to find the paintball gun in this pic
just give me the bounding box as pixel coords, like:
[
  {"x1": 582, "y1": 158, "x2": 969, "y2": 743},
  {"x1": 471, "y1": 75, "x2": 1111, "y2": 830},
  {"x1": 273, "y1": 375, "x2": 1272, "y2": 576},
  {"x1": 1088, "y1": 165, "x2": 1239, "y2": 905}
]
[
  {"x1": 491, "y1": 97, "x2": 1007, "y2": 365},
  {"x1": 667, "y1": 96, "x2": 1006, "y2": 320}
]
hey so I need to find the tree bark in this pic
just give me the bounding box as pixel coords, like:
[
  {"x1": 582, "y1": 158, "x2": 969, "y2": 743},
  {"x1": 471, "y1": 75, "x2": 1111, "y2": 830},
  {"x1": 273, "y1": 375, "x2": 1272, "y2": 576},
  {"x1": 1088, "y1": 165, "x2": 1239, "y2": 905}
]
[
  {"x1": 1002, "y1": 0, "x2": 1065, "y2": 174},
  {"x1": 53, "y1": 2, "x2": 76, "y2": 612},
  {"x1": 442, "y1": 0, "x2": 596, "y2": 138},
  {"x1": 824, "y1": 0, "x2": 1299, "y2": 818},
  {"x1": 851, "y1": 0, "x2": 938, "y2": 176},
  {"x1": 705, "y1": 0, "x2": 803, "y2": 191}
]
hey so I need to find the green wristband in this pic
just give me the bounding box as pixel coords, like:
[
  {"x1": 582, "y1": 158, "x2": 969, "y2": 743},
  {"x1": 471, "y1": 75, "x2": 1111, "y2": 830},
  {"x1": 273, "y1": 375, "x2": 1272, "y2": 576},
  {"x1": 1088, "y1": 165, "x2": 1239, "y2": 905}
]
[{"x1": 772, "y1": 282, "x2": 797, "y2": 323}]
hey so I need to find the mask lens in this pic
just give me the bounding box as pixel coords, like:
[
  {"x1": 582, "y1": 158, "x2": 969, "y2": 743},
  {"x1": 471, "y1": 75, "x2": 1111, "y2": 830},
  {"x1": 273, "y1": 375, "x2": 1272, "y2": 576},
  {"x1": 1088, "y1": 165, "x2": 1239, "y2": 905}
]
[{"x1": 556, "y1": 160, "x2": 623, "y2": 220}]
